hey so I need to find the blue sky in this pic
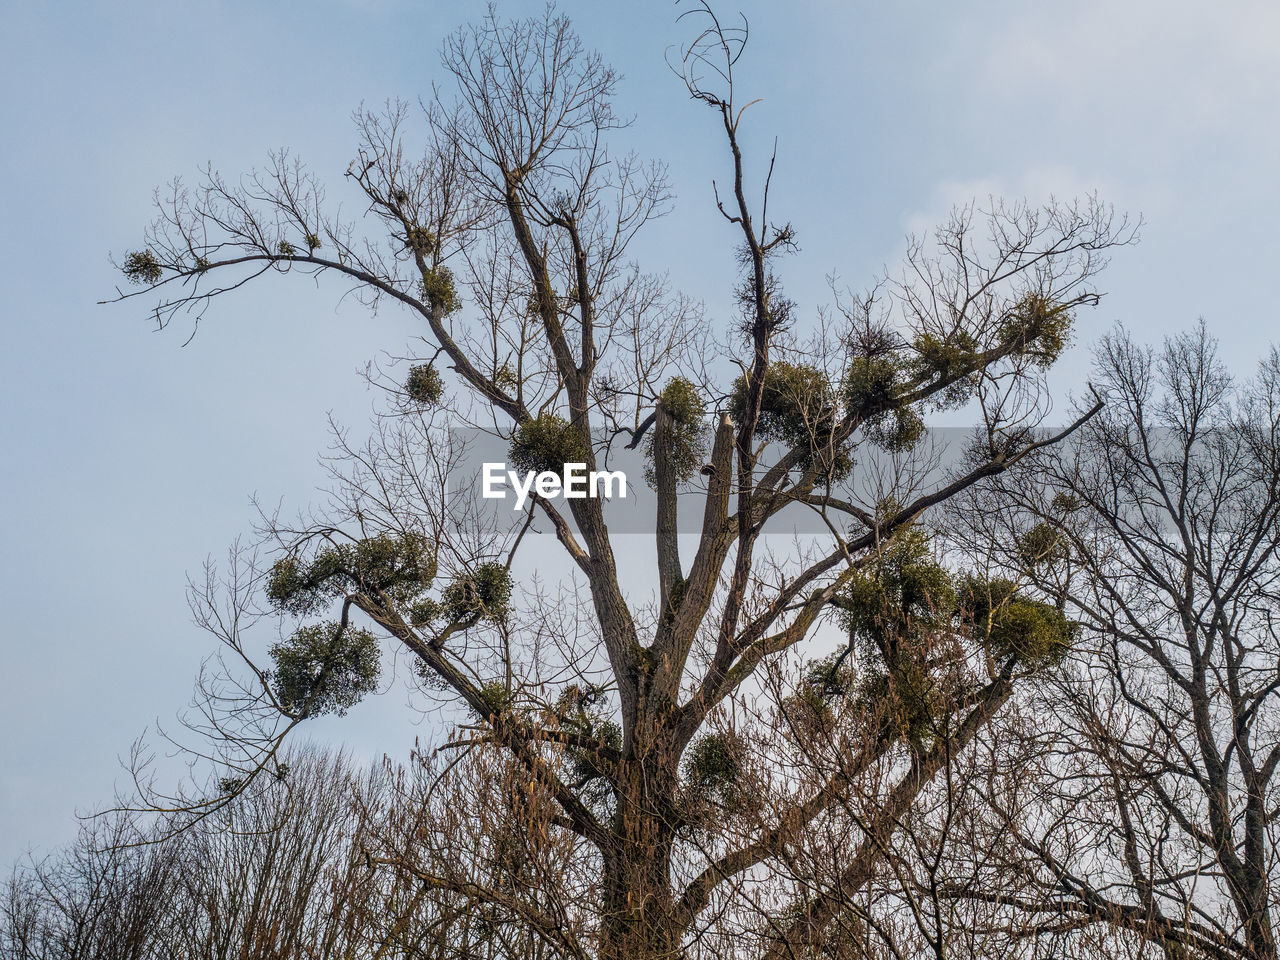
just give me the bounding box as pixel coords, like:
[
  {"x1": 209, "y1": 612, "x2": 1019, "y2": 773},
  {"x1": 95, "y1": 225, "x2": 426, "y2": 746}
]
[{"x1": 2, "y1": 0, "x2": 1278, "y2": 864}]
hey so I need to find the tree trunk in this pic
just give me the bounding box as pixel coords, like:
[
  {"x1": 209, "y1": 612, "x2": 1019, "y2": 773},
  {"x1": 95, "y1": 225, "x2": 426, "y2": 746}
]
[
  {"x1": 1242, "y1": 899, "x2": 1276, "y2": 960},
  {"x1": 600, "y1": 753, "x2": 680, "y2": 960}
]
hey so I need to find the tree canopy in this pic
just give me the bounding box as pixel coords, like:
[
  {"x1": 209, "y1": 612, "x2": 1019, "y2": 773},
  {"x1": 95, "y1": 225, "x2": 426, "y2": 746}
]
[{"x1": 72, "y1": 6, "x2": 1176, "y2": 960}]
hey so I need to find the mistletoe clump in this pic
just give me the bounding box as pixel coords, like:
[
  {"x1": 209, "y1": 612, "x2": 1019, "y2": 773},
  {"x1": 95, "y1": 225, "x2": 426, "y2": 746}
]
[
  {"x1": 958, "y1": 576, "x2": 1077, "y2": 666},
  {"x1": 562, "y1": 690, "x2": 621, "y2": 784},
  {"x1": 1016, "y1": 522, "x2": 1069, "y2": 567},
  {"x1": 866, "y1": 406, "x2": 925, "y2": 452},
  {"x1": 494, "y1": 364, "x2": 519, "y2": 390},
  {"x1": 997, "y1": 294, "x2": 1074, "y2": 367},
  {"x1": 441, "y1": 562, "x2": 513, "y2": 624},
  {"x1": 270, "y1": 622, "x2": 381, "y2": 717},
  {"x1": 805, "y1": 651, "x2": 858, "y2": 699},
  {"x1": 646, "y1": 377, "x2": 707, "y2": 485},
  {"x1": 475, "y1": 681, "x2": 514, "y2": 719},
  {"x1": 838, "y1": 528, "x2": 957, "y2": 645},
  {"x1": 1051, "y1": 491, "x2": 1083, "y2": 514},
  {"x1": 730, "y1": 361, "x2": 848, "y2": 476},
  {"x1": 407, "y1": 598, "x2": 442, "y2": 627},
  {"x1": 906, "y1": 329, "x2": 982, "y2": 411},
  {"x1": 419, "y1": 265, "x2": 461, "y2": 315},
  {"x1": 836, "y1": 528, "x2": 960, "y2": 737},
  {"x1": 658, "y1": 376, "x2": 704, "y2": 426},
  {"x1": 853, "y1": 658, "x2": 950, "y2": 741},
  {"x1": 844, "y1": 353, "x2": 903, "y2": 415},
  {"x1": 405, "y1": 363, "x2": 445, "y2": 406},
  {"x1": 730, "y1": 361, "x2": 837, "y2": 445},
  {"x1": 404, "y1": 226, "x2": 437, "y2": 256},
  {"x1": 845, "y1": 351, "x2": 927, "y2": 451},
  {"x1": 569, "y1": 719, "x2": 621, "y2": 782},
  {"x1": 683, "y1": 731, "x2": 751, "y2": 815},
  {"x1": 265, "y1": 532, "x2": 437, "y2": 616},
  {"x1": 912, "y1": 330, "x2": 980, "y2": 379},
  {"x1": 122, "y1": 250, "x2": 163, "y2": 285},
  {"x1": 509, "y1": 413, "x2": 590, "y2": 476}
]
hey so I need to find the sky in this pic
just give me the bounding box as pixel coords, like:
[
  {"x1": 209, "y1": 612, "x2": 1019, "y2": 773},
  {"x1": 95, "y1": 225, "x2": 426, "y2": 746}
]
[{"x1": 2, "y1": 0, "x2": 1278, "y2": 866}]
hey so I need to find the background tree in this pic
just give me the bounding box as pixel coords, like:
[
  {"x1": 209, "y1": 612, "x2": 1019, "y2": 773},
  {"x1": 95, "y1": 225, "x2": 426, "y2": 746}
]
[
  {"x1": 1, "y1": 745, "x2": 558, "y2": 960},
  {"x1": 940, "y1": 324, "x2": 1280, "y2": 960},
  {"x1": 106, "y1": 6, "x2": 1131, "y2": 958},
  {"x1": 1, "y1": 813, "x2": 178, "y2": 960}
]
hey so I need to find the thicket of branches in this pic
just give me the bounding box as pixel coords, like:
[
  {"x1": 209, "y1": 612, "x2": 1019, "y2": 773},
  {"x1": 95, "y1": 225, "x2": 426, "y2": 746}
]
[
  {"x1": 2, "y1": 745, "x2": 588, "y2": 960},
  {"x1": 933, "y1": 326, "x2": 1280, "y2": 960}
]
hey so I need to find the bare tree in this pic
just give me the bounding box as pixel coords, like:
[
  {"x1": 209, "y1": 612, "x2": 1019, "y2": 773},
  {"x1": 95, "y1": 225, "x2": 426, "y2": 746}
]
[
  {"x1": 105, "y1": 6, "x2": 1134, "y2": 958},
  {"x1": 0, "y1": 814, "x2": 179, "y2": 960},
  {"x1": 2, "y1": 745, "x2": 534, "y2": 960},
  {"x1": 940, "y1": 324, "x2": 1280, "y2": 960}
]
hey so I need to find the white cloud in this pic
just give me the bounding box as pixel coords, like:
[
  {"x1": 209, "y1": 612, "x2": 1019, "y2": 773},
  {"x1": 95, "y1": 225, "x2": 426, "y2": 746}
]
[
  {"x1": 972, "y1": 2, "x2": 1280, "y2": 139},
  {"x1": 901, "y1": 165, "x2": 1123, "y2": 241}
]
